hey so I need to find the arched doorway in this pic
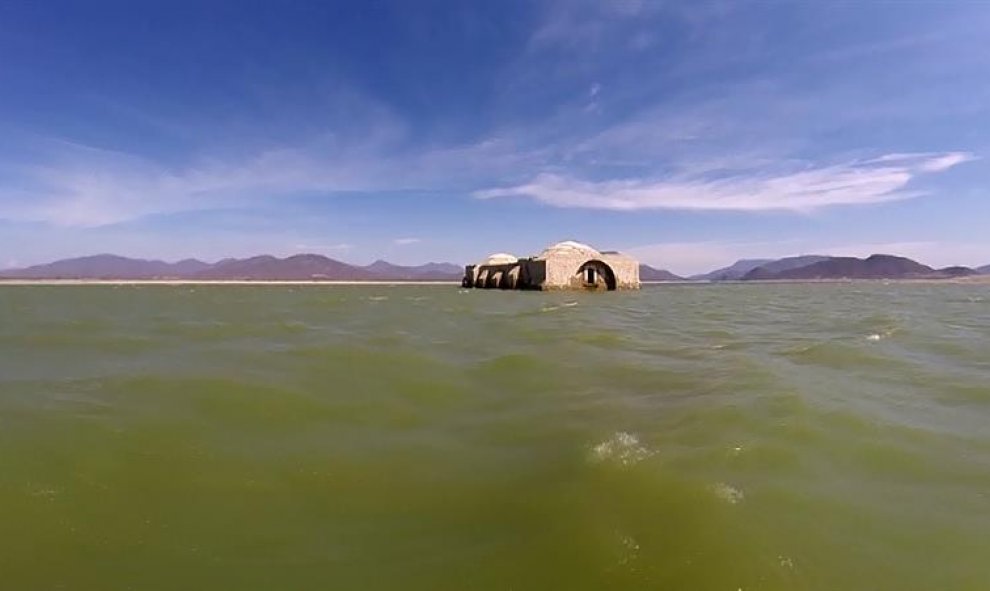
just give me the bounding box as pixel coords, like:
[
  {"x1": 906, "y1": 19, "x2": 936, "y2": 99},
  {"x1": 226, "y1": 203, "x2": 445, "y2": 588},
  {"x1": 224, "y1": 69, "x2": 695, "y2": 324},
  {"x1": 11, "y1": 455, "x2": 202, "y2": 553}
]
[{"x1": 577, "y1": 260, "x2": 617, "y2": 291}]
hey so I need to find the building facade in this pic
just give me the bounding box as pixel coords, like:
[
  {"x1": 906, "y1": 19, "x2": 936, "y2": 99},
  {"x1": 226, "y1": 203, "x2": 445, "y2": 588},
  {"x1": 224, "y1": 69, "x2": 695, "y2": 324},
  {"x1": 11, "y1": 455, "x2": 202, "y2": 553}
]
[{"x1": 462, "y1": 241, "x2": 640, "y2": 291}]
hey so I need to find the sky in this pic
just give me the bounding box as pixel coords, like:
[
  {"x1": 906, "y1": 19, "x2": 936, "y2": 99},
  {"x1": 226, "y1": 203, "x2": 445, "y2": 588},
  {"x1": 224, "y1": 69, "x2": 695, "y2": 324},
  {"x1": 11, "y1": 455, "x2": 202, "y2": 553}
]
[{"x1": 0, "y1": 0, "x2": 988, "y2": 275}]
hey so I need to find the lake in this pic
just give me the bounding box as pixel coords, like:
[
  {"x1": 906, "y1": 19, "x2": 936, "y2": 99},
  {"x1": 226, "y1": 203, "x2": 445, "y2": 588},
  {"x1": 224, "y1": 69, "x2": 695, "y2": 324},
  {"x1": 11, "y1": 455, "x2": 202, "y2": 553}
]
[{"x1": 1, "y1": 283, "x2": 988, "y2": 590}]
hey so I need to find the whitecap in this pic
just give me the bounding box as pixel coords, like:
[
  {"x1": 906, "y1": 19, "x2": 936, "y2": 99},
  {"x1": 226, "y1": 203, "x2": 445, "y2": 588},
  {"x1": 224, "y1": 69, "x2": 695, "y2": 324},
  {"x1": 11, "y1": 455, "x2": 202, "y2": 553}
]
[
  {"x1": 589, "y1": 432, "x2": 653, "y2": 466},
  {"x1": 616, "y1": 534, "x2": 640, "y2": 567},
  {"x1": 866, "y1": 328, "x2": 895, "y2": 341},
  {"x1": 712, "y1": 482, "x2": 744, "y2": 504}
]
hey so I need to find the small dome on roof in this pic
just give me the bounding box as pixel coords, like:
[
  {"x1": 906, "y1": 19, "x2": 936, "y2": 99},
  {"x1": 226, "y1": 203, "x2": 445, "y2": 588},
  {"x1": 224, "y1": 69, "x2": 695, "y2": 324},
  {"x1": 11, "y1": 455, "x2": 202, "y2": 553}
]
[
  {"x1": 483, "y1": 253, "x2": 518, "y2": 265},
  {"x1": 538, "y1": 240, "x2": 601, "y2": 259}
]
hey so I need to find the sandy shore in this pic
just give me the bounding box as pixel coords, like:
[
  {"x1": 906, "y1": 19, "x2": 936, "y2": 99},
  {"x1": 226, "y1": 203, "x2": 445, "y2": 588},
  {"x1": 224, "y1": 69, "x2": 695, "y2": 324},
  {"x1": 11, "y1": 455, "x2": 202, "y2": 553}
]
[
  {"x1": 644, "y1": 276, "x2": 990, "y2": 285},
  {"x1": 2, "y1": 277, "x2": 987, "y2": 286},
  {"x1": 0, "y1": 279, "x2": 460, "y2": 286}
]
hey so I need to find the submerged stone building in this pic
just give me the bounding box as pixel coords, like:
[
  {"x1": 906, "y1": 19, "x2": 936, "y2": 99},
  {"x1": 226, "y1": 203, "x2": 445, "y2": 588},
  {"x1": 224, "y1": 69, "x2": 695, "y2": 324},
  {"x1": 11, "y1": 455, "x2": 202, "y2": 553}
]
[{"x1": 462, "y1": 241, "x2": 640, "y2": 291}]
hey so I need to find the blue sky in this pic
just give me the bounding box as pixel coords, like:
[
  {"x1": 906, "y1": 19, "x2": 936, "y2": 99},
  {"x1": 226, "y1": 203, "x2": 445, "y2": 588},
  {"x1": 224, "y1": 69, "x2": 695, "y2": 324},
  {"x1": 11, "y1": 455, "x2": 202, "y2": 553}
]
[{"x1": 1, "y1": 0, "x2": 988, "y2": 274}]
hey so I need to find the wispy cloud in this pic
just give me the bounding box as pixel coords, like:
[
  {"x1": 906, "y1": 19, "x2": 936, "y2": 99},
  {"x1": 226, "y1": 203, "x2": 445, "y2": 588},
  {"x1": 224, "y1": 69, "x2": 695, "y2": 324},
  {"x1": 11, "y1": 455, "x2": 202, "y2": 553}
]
[
  {"x1": 294, "y1": 242, "x2": 352, "y2": 252},
  {"x1": 475, "y1": 152, "x2": 974, "y2": 212},
  {"x1": 0, "y1": 130, "x2": 548, "y2": 226},
  {"x1": 393, "y1": 237, "x2": 421, "y2": 246}
]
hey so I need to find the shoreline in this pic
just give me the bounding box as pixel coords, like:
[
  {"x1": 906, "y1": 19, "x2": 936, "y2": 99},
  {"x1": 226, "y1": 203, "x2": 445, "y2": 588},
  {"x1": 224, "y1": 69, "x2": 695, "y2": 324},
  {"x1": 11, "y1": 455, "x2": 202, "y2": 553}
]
[
  {"x1": 1, "y1": 276, "x2": 987, "y2": 286},
  {"x1": 0, "y1": 279, "x2": 461, "y2": 286},
  {"x1": 643, "y1": 276, "x2": 990, "y2": 285}
]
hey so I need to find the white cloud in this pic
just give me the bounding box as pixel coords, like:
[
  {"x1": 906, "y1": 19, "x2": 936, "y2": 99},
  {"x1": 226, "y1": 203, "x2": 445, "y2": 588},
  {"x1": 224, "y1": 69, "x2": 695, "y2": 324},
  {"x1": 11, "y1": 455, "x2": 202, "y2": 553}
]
[
  {"x1": 0, "y1": 130, "x2": 550, "y2": 227},
  {"x1": 294, "y1": 242, "x2": 352, "y2": 252},
  {"x1": 919, "y1": 152, "x2": 978, "y2": 172},
  {"x1": 393, "y1": 237, "x2": 421, "y2": 246},
  {"x1": 475, "y1": 152, "x2": 973, "y2": 212}
]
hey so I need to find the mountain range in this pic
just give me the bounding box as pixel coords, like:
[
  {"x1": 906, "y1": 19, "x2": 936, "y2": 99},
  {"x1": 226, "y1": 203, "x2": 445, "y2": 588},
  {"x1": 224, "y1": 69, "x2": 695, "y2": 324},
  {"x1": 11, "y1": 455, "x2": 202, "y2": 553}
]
[
  {"x1": 0, "y1": 254, "x2": 464, "y2": 281},
  {"x1": 740, "y1": 254, "x2": 981, "y2": 281},
  {"x1": 689, "y1": 256, "x2": 832, "y2": 281},
  {"x1": 638, "y1": 265, "x2": 685, "y2": 282},
  {"x1": 1, "y1": 253, "x2": 987, "y2": 282}
]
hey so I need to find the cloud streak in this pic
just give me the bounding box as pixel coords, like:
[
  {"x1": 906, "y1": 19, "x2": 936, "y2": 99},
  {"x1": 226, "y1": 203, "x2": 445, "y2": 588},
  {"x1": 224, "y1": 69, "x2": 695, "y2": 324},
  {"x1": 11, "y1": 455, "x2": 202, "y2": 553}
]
[{"x1": 474, "y1": 152, "x2": 974, "y2": 212}]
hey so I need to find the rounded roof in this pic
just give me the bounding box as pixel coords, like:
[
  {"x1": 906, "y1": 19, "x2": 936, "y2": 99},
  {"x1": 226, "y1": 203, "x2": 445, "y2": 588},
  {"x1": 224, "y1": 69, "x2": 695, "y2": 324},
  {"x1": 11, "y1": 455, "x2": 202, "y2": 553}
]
[
  {"x1": 483, "y1": 252, "x2": 518, "y2": 265},
  {"x1": 538, "y1": 240, "x2": 601, "y2": 259}
]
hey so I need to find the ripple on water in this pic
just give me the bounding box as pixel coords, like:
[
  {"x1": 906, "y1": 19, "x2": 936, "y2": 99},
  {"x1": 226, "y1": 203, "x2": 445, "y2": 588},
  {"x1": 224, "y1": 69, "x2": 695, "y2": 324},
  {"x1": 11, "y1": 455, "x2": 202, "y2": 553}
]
[{"x1": 589, "y1": 432, "x2": 653, "y2": 467}]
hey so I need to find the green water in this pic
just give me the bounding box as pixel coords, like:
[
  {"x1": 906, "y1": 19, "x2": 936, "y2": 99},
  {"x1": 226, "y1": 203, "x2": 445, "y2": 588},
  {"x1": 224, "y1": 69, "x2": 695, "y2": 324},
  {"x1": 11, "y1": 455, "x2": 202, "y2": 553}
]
[{"x1": 1, "y1": 284, "x2": 988, "y2": 590}]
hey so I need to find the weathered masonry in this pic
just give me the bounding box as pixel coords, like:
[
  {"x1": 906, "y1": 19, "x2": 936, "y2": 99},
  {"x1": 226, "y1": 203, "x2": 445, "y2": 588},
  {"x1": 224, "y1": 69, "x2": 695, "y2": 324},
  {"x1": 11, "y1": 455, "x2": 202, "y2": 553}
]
[{"x1": 462, "y1": 241, "x2": 640, "y2": 291}]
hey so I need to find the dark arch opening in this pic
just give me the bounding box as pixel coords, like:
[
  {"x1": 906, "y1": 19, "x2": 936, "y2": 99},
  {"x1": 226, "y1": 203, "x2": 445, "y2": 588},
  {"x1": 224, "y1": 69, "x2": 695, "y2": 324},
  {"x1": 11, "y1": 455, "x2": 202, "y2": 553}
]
[{"x1": 578, "y1": 260, "x2": 617, "y2": 291}]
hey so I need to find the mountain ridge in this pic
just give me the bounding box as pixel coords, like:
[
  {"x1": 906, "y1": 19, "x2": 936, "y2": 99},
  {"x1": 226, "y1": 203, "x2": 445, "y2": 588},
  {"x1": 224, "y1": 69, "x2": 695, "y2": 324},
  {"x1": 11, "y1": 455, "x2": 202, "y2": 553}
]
[
  {"x1": 639, "y1": 264, "x2": 684, "y2": 281},
  {"x1": 3, "y1": 253, "x2": 986, "y2": 282},
  {"x1": 741, "y1": 254, "x2": 978, "y2": 281},
  {"x1": 689, "y1": 259, "x2": 772, "y2": 281},
  {"x1": 1, "y1": 254, "x2": 464, "y2": 281}
]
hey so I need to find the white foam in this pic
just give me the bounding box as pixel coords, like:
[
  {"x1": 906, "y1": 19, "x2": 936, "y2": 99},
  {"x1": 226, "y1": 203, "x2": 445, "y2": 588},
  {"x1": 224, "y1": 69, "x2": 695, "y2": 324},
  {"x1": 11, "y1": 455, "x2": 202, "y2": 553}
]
[
  {"x1": 590, "y1": 432, "x2": 653, "y2": 466},
  {"x1": 616, "y1": 534, "x2": 640, "y2": 566},
  {"x1": 867, "y1": 327, "x2": 897, "y2": 341},
  {"x1": 712, "y1": 482, "x2": 744, "y2": 504}
]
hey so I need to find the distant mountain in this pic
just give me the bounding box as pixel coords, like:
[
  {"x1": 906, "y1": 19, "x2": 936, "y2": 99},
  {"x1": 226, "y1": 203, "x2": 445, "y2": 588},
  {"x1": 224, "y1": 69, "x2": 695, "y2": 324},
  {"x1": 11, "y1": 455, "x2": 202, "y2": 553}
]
[
  {"x1": 740, "y1": 255, "x2": 832, "y2": 280},
  {"x1": 171, "y1": 259, "x2": 213, "y2": 275},
  {"x1": 937, "y1": 266, "x2": 980, "y2": 278},
  {"x1": 195, "y1": 254, "x2": 380, "y2": 281},
  {"x1": 0, "y1": 254, "x2": 464, "y2": 281},
  {"x1": 690, "y1": 259, "x2": 772, "y2": 281},
  {"x1": 1, "y1": 254, "x2": 210, "y2": 279},
  {"x1": 639, "y1": 264, "x2": 684, "y2": 281},
  {"x1": 363, "y1": 260, "x2": 462, "y2": 280},
  {"x1": 978, "y1": 264, "x2": 990, "y2": 274},
  {"x1": 741, "y1": 254, "x2": 975, "y2": 280}
]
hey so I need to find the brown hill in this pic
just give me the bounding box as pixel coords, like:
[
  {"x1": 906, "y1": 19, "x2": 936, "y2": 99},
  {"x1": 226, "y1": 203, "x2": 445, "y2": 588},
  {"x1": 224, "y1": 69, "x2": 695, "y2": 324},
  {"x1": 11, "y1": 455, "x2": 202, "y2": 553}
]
[
  {"x1": 689, "y1": 259, "x2": 772, "y2": 281},
  {"x1": 363, "y1": 260, "x2": 462, "y2": 281},
  {"x1": 194, "y1": 254, "x2": 379, "y2": 280},
  {"x1": 0, "y1": 254, "x2": 466, "y2": 281},
  {"x1": 1, "y1": 254, "x2": 210, "y2": 279},
  {"x1": 639, "y1": 265, "x2": 684, "y2": 281},
  {"x1": 742, "y1": 254, "x2": 973, "y2": 280}
]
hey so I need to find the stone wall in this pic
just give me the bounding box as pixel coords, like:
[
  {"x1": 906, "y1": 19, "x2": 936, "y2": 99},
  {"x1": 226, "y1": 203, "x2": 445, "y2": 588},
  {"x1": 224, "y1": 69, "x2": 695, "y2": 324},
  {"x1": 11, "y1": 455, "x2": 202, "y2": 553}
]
[
  {"x1": 542, "y1": 253, "x2": 639, "y2": 290},
  {"x1": 600, "y1": 253, "x2": 640, "y2": 289},
  {"x1": 463, "y1": 243, "x2": 640, "y2": 291}
]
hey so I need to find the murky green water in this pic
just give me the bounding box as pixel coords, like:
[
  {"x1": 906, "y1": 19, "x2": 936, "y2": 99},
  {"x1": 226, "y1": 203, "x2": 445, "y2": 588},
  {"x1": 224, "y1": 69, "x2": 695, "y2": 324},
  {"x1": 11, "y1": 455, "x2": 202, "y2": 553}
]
[{"x1": 1, "y1": 284, "x2": 988, "y2": 590}]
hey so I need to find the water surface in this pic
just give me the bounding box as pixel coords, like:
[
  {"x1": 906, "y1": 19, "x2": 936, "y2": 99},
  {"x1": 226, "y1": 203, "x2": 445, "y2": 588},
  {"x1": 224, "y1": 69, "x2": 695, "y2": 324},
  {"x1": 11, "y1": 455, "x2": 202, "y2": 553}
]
[{"x1": 1, "y1": 284, "x2": 988, "y2": 589}]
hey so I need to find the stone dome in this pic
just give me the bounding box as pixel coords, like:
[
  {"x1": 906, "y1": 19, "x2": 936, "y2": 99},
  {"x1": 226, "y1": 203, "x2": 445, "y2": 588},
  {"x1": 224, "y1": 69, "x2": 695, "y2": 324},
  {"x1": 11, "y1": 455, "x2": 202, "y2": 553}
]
[
  {"x1": 483, "y1": 253, "x2": 518, "y2": 265},
  {"x1": 537, "y1": 240, "x2": 601, "y2": 259}
]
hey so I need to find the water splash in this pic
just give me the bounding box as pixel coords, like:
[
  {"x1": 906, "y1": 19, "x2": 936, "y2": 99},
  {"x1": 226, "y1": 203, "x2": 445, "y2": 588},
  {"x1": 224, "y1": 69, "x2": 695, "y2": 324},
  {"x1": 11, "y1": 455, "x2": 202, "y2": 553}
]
[
  {"x1": 589, "y1": 432, "x2": 653, "y2": 466},
  {"x1": 712, "y1": 482, "x2": 744, "y2": 504}
]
